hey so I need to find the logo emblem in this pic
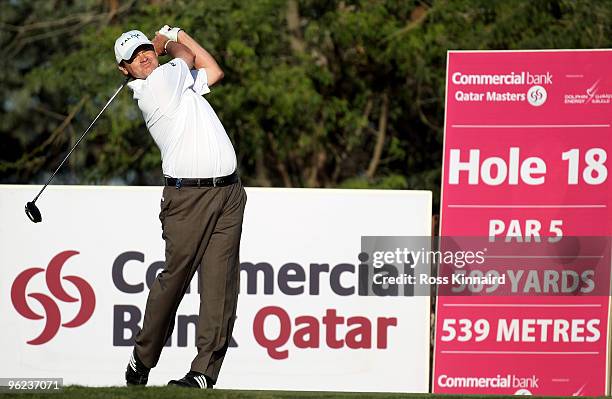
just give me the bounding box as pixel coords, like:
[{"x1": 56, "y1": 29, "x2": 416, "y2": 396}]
[
  {"x1": 586, "y1": 79, "x2": 600, "y2": 103},
  {"x1": 11, "y1": 251, "x2": 96, "y2": 345},
  {"x1": 120, "y1": 33, "x2": 141, "y2": 46},
  {"x1": 527, "y1": 85, "x2": 547, "y2": 106}
]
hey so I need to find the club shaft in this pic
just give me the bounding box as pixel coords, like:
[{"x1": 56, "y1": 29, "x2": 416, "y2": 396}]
[{"x1": 32, "y1": 78, "x2": 130, "y2": 203}]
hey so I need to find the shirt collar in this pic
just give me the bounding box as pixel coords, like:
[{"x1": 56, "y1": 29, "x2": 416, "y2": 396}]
[{"x1": 127, "y1": 79, "x2": 145, "y2": 92}]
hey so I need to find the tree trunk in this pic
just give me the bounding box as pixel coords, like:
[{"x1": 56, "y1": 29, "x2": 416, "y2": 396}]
[
  {"x1": 366, "y1": 92, "x2": 389, "y2": 179},
  {"x1": 306, "y1": 149, "x2": 327, "y2": 188},
  {"x1": 254, "y1": 148, "x2": 271, "y2": 187},
  {"x1": 286, "y1": 0, "x2": 306, "y2": 54},
  {"x1": 267, "y1": 131, "x2": 292, "y2": 187}
]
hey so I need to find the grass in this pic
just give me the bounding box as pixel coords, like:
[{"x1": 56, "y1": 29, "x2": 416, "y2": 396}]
[{"x1": 1, "y1": 386, "x2": 610, "y2": 399}]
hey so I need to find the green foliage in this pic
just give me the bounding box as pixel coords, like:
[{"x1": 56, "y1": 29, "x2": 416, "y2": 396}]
[{"x1": 1, "y1": 0, "x2": 611, "y2": 212}]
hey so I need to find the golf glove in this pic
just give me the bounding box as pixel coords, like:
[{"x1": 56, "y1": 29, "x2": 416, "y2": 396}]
[{"x1": 158, "y1": 25, "x2": 181, "y2": 42}]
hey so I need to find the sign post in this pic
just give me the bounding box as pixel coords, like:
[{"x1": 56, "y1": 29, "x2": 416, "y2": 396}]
[{"x1": 433, "y1": 50, "x2": 612, "y2": 396}]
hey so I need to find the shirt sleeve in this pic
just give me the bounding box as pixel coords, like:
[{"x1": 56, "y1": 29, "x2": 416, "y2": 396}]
[
  {"x1": 190, "y1": 68, "x2": 211, "y2": 96},
  {"x1": 146, "y1": 58, "x2": 195, "y2": 115}
]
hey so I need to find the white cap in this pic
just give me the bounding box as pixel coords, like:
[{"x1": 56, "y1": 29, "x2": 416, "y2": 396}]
[{"x1": 114, "y1": 30, "x2": 153, "y2": 64}]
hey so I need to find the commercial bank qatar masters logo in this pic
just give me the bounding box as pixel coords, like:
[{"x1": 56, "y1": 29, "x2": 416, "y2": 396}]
[
  {"x1": 11, "y1": 251, "x2": 96, "y2": 345},
  {"x1": 452, "y1": 71, "x2": 550, "y2": 106}
]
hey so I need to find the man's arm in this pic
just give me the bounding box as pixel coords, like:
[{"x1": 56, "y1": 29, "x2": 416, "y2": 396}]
[
  {"x1": 175, "y1": 30, "x2": 224, "y2": 86},
  {"x1": 151, "y1": 33, "x2": 195, "y2": 69}
]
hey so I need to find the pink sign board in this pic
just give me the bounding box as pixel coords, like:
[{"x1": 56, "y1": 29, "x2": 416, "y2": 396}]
[{"x1": 433, "y1": 50, "x2": 612, "y2": 396}]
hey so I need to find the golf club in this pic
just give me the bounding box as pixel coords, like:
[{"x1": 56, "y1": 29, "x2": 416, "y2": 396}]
[{"x1": 25, "y1": 77, "x2": 131, "y2": 223}]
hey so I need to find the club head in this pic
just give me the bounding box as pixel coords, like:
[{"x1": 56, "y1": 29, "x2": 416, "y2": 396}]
[{"x1": 25, "y1": 201, "x2": 42, "y2": 223}]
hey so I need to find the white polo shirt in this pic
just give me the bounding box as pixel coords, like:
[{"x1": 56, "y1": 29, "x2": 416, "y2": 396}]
[{"x1": 127, "y1": 58, "x2": 237, "y2": 178}]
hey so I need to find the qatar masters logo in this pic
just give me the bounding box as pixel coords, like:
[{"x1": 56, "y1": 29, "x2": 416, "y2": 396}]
[
  {"x1": 11, "y1": 251, "x2": 96, "y2": 345},
  {"x1": 527, "y1": 85, "x2": 547, "y2": 106}
]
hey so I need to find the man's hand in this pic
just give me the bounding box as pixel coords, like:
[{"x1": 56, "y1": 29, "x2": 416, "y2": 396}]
[
  {"x1": 151, "y1": 33, "x2": 169, "y2": 56},
  {"x1": 158, "y1": 25, "x2": 181, "y2": 42}
]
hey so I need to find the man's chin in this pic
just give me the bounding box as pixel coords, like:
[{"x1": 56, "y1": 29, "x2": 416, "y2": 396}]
[{"x1": 139, "y1": 65, "x2": 158, "y2": 79}]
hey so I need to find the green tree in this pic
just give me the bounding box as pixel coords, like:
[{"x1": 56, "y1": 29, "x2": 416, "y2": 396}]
[{"x1": 1, "y1": 0, "x2": 611, "y2": 211}]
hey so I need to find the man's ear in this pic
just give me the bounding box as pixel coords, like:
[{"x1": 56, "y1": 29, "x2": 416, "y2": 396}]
[{"x1": 117, "y1": 64, "x2": 129, "y2": 76}]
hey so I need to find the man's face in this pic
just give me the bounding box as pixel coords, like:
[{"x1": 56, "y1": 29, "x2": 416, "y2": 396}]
[{"x1": 118, "y1": 45, "x2": 159, "y2": 79}]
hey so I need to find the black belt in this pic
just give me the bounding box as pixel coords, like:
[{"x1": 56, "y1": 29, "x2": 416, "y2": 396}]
[{"x1": 165, "y1": 171, "x2": 238, "y2": 188}]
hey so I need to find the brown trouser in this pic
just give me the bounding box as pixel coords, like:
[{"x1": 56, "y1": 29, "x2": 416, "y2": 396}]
[{"x1": 134, "y1": 180, "x2": 247, "y2": 383}]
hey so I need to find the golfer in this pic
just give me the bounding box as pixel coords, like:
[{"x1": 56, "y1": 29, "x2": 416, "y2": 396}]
[{"x1": 114, "y1": 26, "x2": 246, "y2": 389}]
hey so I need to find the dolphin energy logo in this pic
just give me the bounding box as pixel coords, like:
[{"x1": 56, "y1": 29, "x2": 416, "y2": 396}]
[{"x1": 11, "y1": 251, "x2": 96, "y2": 345}]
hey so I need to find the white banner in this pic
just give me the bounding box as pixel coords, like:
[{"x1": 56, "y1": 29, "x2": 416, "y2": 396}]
[{"x1": 1, "y1": 185, "x2": 431, "y2": 392}]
